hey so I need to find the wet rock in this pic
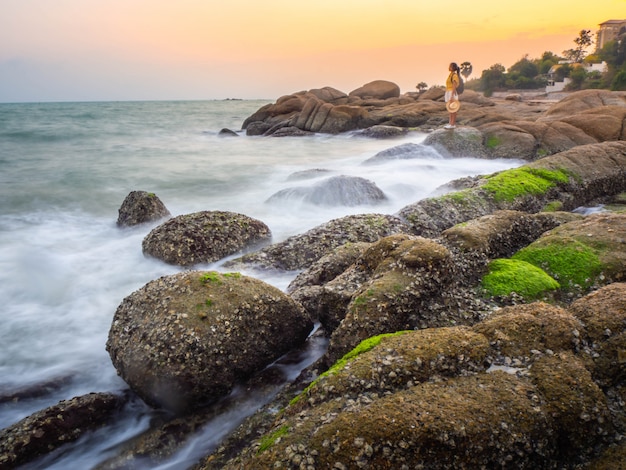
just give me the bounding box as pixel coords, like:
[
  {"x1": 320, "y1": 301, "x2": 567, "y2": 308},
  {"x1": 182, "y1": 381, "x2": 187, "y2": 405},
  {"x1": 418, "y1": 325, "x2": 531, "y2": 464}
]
[
  {"x1": 266, "y1": 175, "x2": 387, "y2": 207},
  {"x1": 224, "y1": 214, "x2": 411, "y2": 271},
  {"x1": 423, "y1": 126, "x2": 489, "y2": 158},
  {"x1": 204, "y1": 290, "x2": 623, "y2": 469},
  {"x1": 353, "y1": 125, "x2": 408, "y2": 139},
  {"x1": 106, "y1": 271, "x2": 313, "y2": 413},
  {"x1": 0, "y1": 392, "x2": 126, "y2": 469},
  {"x1": 218, "y1": 128, "x2": 239, "y2": 136},
  {"x1": 397, "y1": 141, "x2": 626, "y2": 237},
  {"x1": 142, "y1": 211, "x2": 271, "y2": 267},
  {"x1": 116, "y1": 190, "x2": 170, "y2": 227},
  {"x1": 362, "y1": 142, "x2": 442, "y2": 165}
]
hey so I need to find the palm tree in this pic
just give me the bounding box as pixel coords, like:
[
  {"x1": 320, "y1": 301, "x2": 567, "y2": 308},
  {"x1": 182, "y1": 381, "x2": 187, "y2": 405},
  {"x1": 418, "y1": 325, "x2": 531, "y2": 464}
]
[{"x1": 460, "y1": 62, "x2": 473, "y2": 81}]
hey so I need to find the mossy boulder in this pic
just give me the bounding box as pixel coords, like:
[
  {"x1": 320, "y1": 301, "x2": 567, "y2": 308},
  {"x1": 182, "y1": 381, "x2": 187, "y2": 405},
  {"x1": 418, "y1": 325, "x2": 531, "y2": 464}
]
[
  {"x1": 106, "y1": 271, "x2": 313, "y2": 412},
  {"x1": 512, "y1": 212, "x2": 626, "y2": 293},
  {"x1": 481, "y1": 258, "x2": 560, "y2": 300},
  {"x1": 142, "y1": 211, "x2": 271, "y2": 267}
]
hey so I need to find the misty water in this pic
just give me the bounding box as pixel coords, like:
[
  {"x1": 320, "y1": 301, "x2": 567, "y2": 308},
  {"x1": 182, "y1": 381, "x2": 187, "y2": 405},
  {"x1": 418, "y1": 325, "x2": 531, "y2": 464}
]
[{"x1": 0, "y1": 100, "x2": 523, "y2": 468}]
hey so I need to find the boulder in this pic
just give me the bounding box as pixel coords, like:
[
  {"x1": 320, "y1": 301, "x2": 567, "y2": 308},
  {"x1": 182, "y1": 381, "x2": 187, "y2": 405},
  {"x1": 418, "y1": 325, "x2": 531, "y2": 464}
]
[
  {"x1": 213, "y1": 291, "x2": 621, "y2": 469},
  {"x1": 0, "y1": 393, "x2": 126, "y2": 469},
  {"x1": 142, "y1": 211, "x2": 271, "y2": 267},
  {"x1": 540, "y1": 89, "x2": 626, "y2": 119},
  {"x1": 348, "y1": 80, "x2": 400, "y2": 100},
  {"x1": 266, "y1": 175, "x2": 387, "y2": 207},
  {"x1": 423, "y1": 126, "x2": 489, "y2": 158},
  {"x1": 353, "y1": 124, "x2": 408, "y2": 139},
  {"x1": 362, "y1": 142, "x2": 442, "y2": 164},
  {"x1": 511, "y1": 212, "x2": 626, "y2": 294},
  {"x1": 116, "y1": 191, "x2": 170, "y2": 227},
  {"x1": 224, "y1": 214, "x2": 411, "y2": 271},
  {"x1": 106, "y1": 271, "x2": 313, "y2": 412}
]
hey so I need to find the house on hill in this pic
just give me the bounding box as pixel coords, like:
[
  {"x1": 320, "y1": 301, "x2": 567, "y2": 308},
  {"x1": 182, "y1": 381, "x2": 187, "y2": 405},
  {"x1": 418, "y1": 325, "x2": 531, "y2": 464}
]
[
  {"x1": 546, "y1": 62, "x2": 608, "y2": 93},
  {"x1": 596, "y1": 19, "x2": 626, "y2": 51}
]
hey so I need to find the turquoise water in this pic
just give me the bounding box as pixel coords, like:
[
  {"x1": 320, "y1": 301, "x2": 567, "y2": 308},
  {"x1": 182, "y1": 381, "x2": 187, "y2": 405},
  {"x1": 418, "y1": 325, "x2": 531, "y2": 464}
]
[{"x1": 0, "y1": 100, "x2": 522, "y2": 468}]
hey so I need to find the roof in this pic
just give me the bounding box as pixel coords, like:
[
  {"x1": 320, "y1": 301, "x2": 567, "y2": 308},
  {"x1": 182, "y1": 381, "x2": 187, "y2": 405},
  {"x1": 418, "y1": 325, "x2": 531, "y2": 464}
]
[{"x1": 599, "y1": 19, "x2": 626, "y2": 26}]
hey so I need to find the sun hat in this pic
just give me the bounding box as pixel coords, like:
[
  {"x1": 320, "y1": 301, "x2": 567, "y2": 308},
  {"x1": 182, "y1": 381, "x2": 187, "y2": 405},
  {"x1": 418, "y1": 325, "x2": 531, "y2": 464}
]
[{"x1": 446, "y1": 99, "x2": 461, "y2": 113}]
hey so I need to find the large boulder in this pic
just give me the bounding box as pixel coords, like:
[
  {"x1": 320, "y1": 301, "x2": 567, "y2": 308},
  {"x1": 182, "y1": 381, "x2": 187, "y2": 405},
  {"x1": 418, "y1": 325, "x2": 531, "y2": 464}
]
[
  {"x1": 142, "y1": 211, "x2": 271, "y2": 267},
  {"x1": 348, "y1": 80, "x2": 400, "y2": 100},
  {"x1": 106, "y1": 271, "x2": 313, "y2": 413},
  {"x1": 266, "y1": 175, "x2": 387, "y2": 207},
  {"x1": 116, "y1": 190, "x2": 170, "y2": 227}
]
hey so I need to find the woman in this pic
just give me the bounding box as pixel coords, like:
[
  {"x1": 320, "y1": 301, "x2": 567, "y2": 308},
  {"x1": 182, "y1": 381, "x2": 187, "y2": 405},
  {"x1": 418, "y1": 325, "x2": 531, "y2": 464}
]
[{"x1": 444, "y1": 62, "x2": 460, "y2": 129}]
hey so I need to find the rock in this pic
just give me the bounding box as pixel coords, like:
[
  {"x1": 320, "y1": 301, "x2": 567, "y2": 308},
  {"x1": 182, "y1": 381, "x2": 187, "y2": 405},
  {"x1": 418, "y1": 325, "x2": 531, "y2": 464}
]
[
  {"x1": 348, "y1": 80, "x2": 400, "y2": 100},
  {"x1": 106, "y1": 271, "x2": 313, "y2": 413},
  {"x1": 211, "y1": 293, "x2": 620, "y2": 469},
  {"x1": 266, "y1": 175, "x2": 387, "y2": 207},
  {"x1": 0, "y1": 392, "x2": 126, "y2": 469},
  {"x1": 224, "y1": 214, "x2": 411, "y2": 271},
  {"x1": 566, "y1": 283, "x2": 626, "y2": 389},
  {"x1": 397, "y1": 141, "x2": 626, "y2": 237},
  {"x1": 478, "y1": 122, "x2": 542, "y2": 160},
  {"x1": 142, "y1": 211, "x2": 271, "y2": 267},
  {"x1": 505, "y1": 93, "x2": 522, "y2": 101},
  {"x1": 423, "y1": 126, "x2": 489, "y2": 158},
  {"x1": 352, "y1": 125, "x2": 408, "y2": 139},
  {"x1": 362, "y1": 142, "x2": 442, "y2": 165},
  {"x1": 116, "y1": 191, "x2": 170, "y2": 227},
  {"x1": 218, "y1": 128, "x2": 239, "y2": 137},
  {"x1": 322, "y1": 235, "x2": 458, "y2": 364},
  {"x1": 512, "y1": 212, "x2": 626, "y2": 293},
  {"x1": 541, "y1": 89, "x2": 626, "y2": 119}
]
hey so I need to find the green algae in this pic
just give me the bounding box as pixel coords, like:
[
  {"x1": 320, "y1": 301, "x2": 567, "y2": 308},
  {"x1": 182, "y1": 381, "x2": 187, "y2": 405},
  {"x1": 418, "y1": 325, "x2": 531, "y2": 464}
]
[
  {"x1": 257, "y1": 425, "x2": 289, "y2": 454},
  {"x1": 289, "y1": 331, "x2": 410, "y2": 406},
  {"x1": 481, "y1": 258, "x2": 560, "y2": 300},
  {"x1": 482, "y1": 167, "x2": 571, "y2": 203},
  {"x1": 512, "y1": 238, "x2": 603, "y2": 290}
]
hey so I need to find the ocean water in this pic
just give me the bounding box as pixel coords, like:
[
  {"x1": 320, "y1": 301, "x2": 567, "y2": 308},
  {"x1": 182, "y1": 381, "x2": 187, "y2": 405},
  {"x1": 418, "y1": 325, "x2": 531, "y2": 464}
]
[{"x1": 0, "y1": 100, "x2": 523, "y2": 468}]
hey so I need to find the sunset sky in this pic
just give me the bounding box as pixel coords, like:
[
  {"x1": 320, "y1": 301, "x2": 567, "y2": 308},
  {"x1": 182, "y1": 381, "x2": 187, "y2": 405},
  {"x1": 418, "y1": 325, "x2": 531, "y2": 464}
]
[{"x1": 1, "y1": 0, "x2": 625, "y2": 102}]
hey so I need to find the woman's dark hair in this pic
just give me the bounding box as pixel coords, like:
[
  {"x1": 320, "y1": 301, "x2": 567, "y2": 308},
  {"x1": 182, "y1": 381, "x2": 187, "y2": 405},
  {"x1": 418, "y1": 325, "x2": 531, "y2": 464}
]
[{"x1": 450, "y1": 62, "x2": 460, "y2": 73}]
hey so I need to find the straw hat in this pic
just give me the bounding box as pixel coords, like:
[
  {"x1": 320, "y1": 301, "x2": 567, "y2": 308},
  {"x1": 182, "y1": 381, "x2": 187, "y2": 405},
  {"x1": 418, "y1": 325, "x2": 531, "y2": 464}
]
[{"x1": 446, "y1": 99, "x2": 461, "y2": 113}]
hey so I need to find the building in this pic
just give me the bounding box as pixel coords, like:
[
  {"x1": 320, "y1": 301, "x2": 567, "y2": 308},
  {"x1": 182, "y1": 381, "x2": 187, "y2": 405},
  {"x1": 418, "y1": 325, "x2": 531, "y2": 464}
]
[
  {"x1": 596, "y1": 19, "x2": 626, "y2": 51},
  {"x1": 545, "y1": 62, "x2": 608, "y2": 93}
]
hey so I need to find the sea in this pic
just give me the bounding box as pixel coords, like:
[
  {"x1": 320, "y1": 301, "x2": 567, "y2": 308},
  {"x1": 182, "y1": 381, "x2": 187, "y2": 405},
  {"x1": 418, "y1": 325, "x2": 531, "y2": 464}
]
[{"x1": 0, "y1": 100, "x2": 524, "y2": 469}]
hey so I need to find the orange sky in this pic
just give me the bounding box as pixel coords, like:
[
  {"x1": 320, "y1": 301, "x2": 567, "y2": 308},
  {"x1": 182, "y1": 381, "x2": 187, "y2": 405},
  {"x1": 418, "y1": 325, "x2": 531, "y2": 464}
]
[{"x1": 1, "y1": 0, "x2": 624, "y2": 101}]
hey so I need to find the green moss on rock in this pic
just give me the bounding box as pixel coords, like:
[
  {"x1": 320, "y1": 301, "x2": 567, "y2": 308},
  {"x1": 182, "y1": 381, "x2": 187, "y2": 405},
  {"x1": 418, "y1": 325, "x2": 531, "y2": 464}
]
[
  {"x1": 513, "y1": 238, "x2": 603, "y2": 290},
  {"x1": 481, "y1": 258, "x2": 560, "y2": 300},
  {"x1": 482, "y1": 167, "x2": 571, "y2": 203}
]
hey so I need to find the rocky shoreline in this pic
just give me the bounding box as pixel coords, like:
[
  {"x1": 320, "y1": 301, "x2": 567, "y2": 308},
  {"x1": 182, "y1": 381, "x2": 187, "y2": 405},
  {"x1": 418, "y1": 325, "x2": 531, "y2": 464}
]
[{"x1": 1, "y1": 84, "x2": 626, "y2": 469}]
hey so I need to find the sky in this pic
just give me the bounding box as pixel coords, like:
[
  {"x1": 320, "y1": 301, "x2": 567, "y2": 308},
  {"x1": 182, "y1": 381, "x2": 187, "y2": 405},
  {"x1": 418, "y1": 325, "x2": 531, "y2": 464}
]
[{"x1": 1, "y1": 0, "x2": 625, "y2": 102}]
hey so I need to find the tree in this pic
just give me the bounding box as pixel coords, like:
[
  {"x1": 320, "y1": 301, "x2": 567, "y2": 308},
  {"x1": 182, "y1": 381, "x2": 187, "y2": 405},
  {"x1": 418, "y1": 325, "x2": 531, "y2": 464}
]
[
  {"x1": 563, "y1": 29, "x2": 593, "y2": 63},
  {"x1": 612, "y1": 70, "x2": 626, "y2": 91},
  {"x1": 508, "y1": 55, "x2": 539, "y2": 78},
  {"x1": 415, "y1": 82, "x2": 428, "y2": 92},
  {"x1": 460, "y1": 62, "x2": 473, "y2": 81},
  {"x1": 480, "y1": 64, "x2": 506, "y2": 96}
]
